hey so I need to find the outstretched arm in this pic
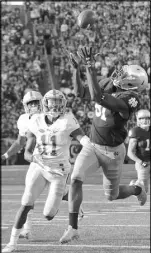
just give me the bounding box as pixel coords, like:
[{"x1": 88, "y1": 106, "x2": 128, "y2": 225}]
[
  {"x1": 69, "y1": 52, "x2": 91, "y2": 100},
  {"x1": 77, "y1": 47, "x2": 130, "y2": 117},
  {"x1": 85, "y1": 65, "x2": 129, "y2": 114},
  {"x1": 73, "y1": 67, "x2": 91, "y2": 100},
  {"x1": 24, "y1": 131, "x2": 36, "y2": 163},
  {"x1": 2, "y1": 135, "x2": 26, "y2": 160}
]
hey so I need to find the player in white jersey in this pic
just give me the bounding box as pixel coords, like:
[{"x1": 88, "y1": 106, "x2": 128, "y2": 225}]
[
  {"x1": 2, "y1": 90, "x2": 43, "y2": 241},
  {"x1": 2, "y1": 89, "x2": 89, "y2": 253}
]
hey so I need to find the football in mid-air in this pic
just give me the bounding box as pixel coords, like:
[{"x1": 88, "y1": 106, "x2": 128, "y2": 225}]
[{"x1": 77, "y1": 9, "x2": 95, "y2": 29}]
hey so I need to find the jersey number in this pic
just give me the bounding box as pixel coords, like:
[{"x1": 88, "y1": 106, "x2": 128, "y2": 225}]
[
  {"x1": 50, "y1": 135, "x2": 57, "y2": 156},
  {"x1": 95, "y1": 104, "x2": 107, "y2": 120},
  {"x1": 41, "y1": 134, "x2": 57, "y2": 156},
  {"x1": 145, "y1": 139, "x2": 150, "y2": 151}
]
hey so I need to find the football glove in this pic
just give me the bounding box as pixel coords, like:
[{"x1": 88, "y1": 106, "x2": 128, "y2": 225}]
[
  {"x1": 69, "y1": 52, "x2": 80, "y2": 69},
  {"x1": 141, "y1": 161, "x2": 149, "y2": 168},
  {"x1": 77, "y1": 46, "x2": 95, "y2": 67}
]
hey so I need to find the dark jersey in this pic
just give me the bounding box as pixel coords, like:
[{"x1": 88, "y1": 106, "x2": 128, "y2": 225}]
[
  {"x1": 128, "y1": 127, "x2": 150, "y2": 162},
  {"x1": 89, "y1": 79, "x2": 140, "y2": 147}
]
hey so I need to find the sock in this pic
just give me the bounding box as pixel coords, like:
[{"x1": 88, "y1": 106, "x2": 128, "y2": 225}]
[
  {"x1": 133, "y1": 186, "x2": 142, "y2": 196},
  {"x1": 69, "y1": 213, "x2": 78, "y2": 229},
  {"x1": 9, "y1": 227, "x2": 22, "y2": 245},
  {"x1": 23, "y1": 211, "x2": 33, "y2": 231}
]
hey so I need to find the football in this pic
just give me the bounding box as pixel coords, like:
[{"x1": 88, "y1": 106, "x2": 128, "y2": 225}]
[{"x1": 77, "y1": 9, "x2": 95, "y2": 29}]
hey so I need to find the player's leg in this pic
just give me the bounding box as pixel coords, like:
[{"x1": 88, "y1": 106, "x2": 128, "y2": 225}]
[
  {"x1": 2, "y1": 163, "x2": 47, "y2": 253},
  {"x1": 62, "y1": 173, "x2": 84, "y2": 221},
  {"x1": 135, "y1": 163, "x2": 150, "y2": 193},
  {"x1": 43, "y1": 173, "x2": 68, "y2": 220},
  {"x1": 60, "y1": 143, "x2": 99, "y2": 243},
  {"x1": 101, "y1": 144, "x2": 147, "y2": 205}
]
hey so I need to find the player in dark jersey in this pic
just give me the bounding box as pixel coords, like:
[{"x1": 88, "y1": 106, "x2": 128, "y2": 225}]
[
  {"x1": 60, "y1": 46, "x2": 149, "y2": 243},
  {"x1": 128, "y1": 109, "x2": 150, "y2": 193}
]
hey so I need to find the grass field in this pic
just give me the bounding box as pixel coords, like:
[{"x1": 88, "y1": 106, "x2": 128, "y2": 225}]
[{"x1": 1, "y1": 165, "x2": 150, "y2": 253}]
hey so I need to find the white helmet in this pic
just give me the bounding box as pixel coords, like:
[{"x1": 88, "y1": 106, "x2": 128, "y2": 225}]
[
  {"x1": 111, "y1": 65, "x2": 148, "y2": 92},
  {"x1": 43, "y1": 89, "x2": 67, "y2": 117},
  {"x1": 22, "y1": 90, "x2": 43, "y2": 115},
  {"x1": 136, "y1": 109, "x2": 150, "y2": 129}
]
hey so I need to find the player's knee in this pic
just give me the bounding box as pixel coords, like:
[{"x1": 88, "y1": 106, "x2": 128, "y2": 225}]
[
  {"x1": 71, "y1": 178, "x2": 83, "y2": 187},
  {"x1": 71, "y1": 172, "x2": 84, "y2": 182},
  {"x1": 45, "y1": 215, "x2": 54, "y2": 221},
  {"x1": 43, "y1": 209, "x2": 58, "y2": 220}
]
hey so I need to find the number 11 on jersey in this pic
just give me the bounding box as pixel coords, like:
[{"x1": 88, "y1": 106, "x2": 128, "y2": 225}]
[{"x1": 51, "y1": 135, "x2": 57, "y2": 156}]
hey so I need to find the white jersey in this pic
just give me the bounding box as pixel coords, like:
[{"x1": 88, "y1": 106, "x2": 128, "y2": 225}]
[
  {"x1": 17, "y1": 113, "x2": 31, "y2": 137},
  {"x1": 28, "y1": 112, "x2": 80, "y2": 171}
]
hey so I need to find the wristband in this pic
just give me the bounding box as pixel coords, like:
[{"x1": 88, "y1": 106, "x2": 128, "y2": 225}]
[
  {"x1": 80, "y1": 135, "x2": 90, "y2": 146},
  {"x1": 3, "y1": 153, "x2": 9, "y2": 159},
  {"x1": 141, "y1": 161, "x2": 148, "y2": 167}
]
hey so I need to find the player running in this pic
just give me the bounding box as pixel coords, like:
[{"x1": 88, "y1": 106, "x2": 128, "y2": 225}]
[
  {"x1": 60, "y1": 46, "x2": 148, "y2": 243},
  {"x1": 2, "y1": 90, "x2": 43, "y2": 240},
  {"x1": 128, "y1": 109, "x2": 150, "y2": 193},
  {"x1": 2, "y1": 89, "x2": 88, "y2": 252}
]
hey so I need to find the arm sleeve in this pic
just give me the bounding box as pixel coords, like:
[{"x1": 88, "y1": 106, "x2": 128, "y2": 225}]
[
  {"x1": 17, "y1": 116, "x2": 27, "y2": 137},
  {"x1": 119, "y1": 93, "x2": 140, "y2": 114}
]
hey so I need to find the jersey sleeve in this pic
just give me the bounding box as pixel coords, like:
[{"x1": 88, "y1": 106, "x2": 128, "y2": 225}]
[
  {"x1": 17, "y1": 115, "x2": 28, "y2": 136},
  {"x1": 28, "y1": 114, "x2": 39, "y2": 134},
  {"x1": 66, "y1": 113, "x2": 80, "y2": 134}
]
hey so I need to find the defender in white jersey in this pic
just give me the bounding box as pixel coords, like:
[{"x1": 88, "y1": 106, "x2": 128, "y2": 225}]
[
  {"x1": 2, "y1": 90, "x2": 43, "y2": 244},
  {"x1": 2, "y1": 89, "x2": 89, "y2": 253}
]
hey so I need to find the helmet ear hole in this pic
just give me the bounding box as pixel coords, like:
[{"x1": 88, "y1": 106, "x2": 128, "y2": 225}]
[{"x1": 127, "y1": 83, "x2": 133, "y2": 87}]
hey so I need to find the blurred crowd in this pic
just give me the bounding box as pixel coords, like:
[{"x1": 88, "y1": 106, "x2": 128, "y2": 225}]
[{"x1": 2, "y1": 1, "x2": 150, "y2": 143}]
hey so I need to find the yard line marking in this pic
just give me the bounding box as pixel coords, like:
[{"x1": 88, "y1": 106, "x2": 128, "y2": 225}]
[
  {"x1": 1, "y1": 243, "x2": 150, "y2": 249},
  {"x1": 1, "y1": 200, "x2": 150, "y2": 204},
  {"x1": 2, "y1": 227, "x2": 8, "y2": 229},
  {"x1": 2, "y1": 223, "x2": 149, "y2": 227}
]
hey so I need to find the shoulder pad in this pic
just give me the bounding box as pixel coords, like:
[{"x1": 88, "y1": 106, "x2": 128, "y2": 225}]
[
  {"x1": 128, "y1": 127, "x2": 140, "y2": 138},
  {"x1": 117, "y1": 91, "x2": 140, "y2": 112},
  {"x1": 17, "y1": 114, "x2": 29, "y2": 129}
]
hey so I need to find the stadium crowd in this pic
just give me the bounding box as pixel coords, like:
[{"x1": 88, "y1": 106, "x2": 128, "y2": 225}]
[{"x1": 1, "y1": 1, "x2": 150, "y2": 163}]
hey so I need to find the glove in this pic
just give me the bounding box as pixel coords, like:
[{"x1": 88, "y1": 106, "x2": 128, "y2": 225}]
[
  {"x1": 69, "y1": 52, "x2": 80, "y2": 69},
  {"x1": 65, "y1": 49, "x2": 81, "y2": 69},
  {"x1": 1, "y1": 153, "x2": 9, "y2": 160},
  {"x1": 77, "y1": 46, "x2": 94, "y2": 67}
]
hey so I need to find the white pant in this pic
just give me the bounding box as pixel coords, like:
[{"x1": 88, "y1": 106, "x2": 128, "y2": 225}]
[{"x1": 21, "y1": 162, "x2": 69, "y2": 217}]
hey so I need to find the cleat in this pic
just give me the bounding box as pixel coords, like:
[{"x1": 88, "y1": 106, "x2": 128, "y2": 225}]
[
  {"x1": 78, "y1": 206, "x2": 84, "y2": 221},
  {"x1": 19, "y1": 230, "x2": 32, "y2": 239},
  {"x1": 2, "y1": 243, "x2": 16, "y2": 252},
  {"x1": 59, "y1": 225, "x2": 79, "y2": 244},
  {"x1": 130, "y1": 180, "x2": 147, "y2": 206}
]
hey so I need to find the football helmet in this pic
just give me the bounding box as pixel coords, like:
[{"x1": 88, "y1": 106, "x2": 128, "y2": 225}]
[
  {"x1": 22, "y1": 91, "x2": 43, "y2": 115},
  {"x1": 136, "y1": 109, "x2": 150, "y2": 129},
  {"x1": 111, "y1": 65, "x2": 148, "y2": 92},
  {"x1": 43, "y1": 89, "x2": 67, "y2": 117}
]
